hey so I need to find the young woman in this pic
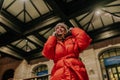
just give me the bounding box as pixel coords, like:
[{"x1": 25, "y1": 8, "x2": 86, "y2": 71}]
[{"x1": 42, "y1": 23, "x2": 92, "y2": 80}]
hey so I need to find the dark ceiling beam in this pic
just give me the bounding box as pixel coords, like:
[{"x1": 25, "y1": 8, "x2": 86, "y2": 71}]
[
  {"x1": 24, "y1": 19, "x2": 61, "y2": 35},
  {"x1": 89, "y1": 22, "x2": 120, "y2": 35},
  {"x1": 23, "y1": 11, "x2": 58, "y2": 35},
  {"x1": 27, "y1": 54, "x2": 44, "y2": 62},
  {"x1": 24, "y1": 21, "x2": 66, "y2": 46},
  {"x1": 104, "y1": 3, "x2": 120, "y2": 7},
  {"x1": 0, "y1": 32, "x2": 23, "y2": 47},
  {"x1": 0, "y1": 51, "x2": 23, "y2": 60},
  {"x1": 1, "y1": 18, "x2": 22, "y2": 33},
  {"x1": 29, "y1": 55, "x2": 44, "y2": 61},
  {"x1": 45, "y1": 0, "x2": 73, "y2": 27},
  {"x1": 4, "y1": 0, "x2": 16, "y2": 9},
  {"x1": 85, "y1": 11, "x2": 95, "y2": 31},
  {"x1": 111, "y1": 16, "x2": 115, "y2": 23},
  {"x1": 42, "y1": 26, "x2": 53, "y2": 35},
  {"x1": 8, "y1": 44, "x2": 42, "y2": 60},
  {"x1": 26, "y1": 11, "x2": 54, "y2": 30},
  {"x1": 25, "y1": 10, "x2": 33, "y2": 20},
  {"x1": 34, "y1": 33, "x2": 47, "y2": 43},
  {"x1": 69, "y1": 7, "x2": 91, "y2": 19},
  {"x1": 89, "y1": 22, "x2": 120, "y2": 43},
  {"x1": 27, "y1": 48, "x2": 42, "y2": 54},
  {"x1": 91, "y1": 23, "x2": 95, "y2": 30},
  {"x1": 73, "y1": 18, "x2": 83, "y2": 29},
  {"x1": 8, "y1": 44, "x2": 26, "y2": 56},
  {"x1": 16, "y1": 10, "x2": 23, "y2": 17},
  {"x1": 0, "y1": 22, "x2": 21, "y2": 34},
  {"x1": 28, "y1": 54, "x2": 44, "y2": 61},
  {"x1": 23, "y1": 22, "x2": 61, "y2": 44},
  {"x1": 100, "y1": 16, "x2": 105, "y2": 27},
  {"x1": 0, "y1": 0, "x2": 4, "y2": 10},
  {"x1": 0, "y1": 19, "x2": 23, "y2": 47},
  {"x1": 23, "y1": 2, "x2": 26, "y2": 23},
  {"x1": 78, "y1": 11, "x2": 92, "y2": 22},
  {"x1": 44, "y1": 1, "x2": 52, "y2": 12},
  {"x1": 102, "y1": 9, "x2": 120, "y2": 17},
  {"x1": 24, "y1": 22, "x2": 63, "y2": 44},
  {"x1": 26, "y1": 38, "x2": 42, "y2": 48},
  {"x1": 7, "y1": 46, "x2": 24, "y2": 58},
  {"x1": 26, "y1": 48, "x2": 43, "y2": 61},
  {"x1": 29, "y1": 0, "x2": 41, "y2": 16},
  {"x1": 92, "y1": 29, "x2": 120, "y2": 43},
  {"x1": 7, "y1": 44, "x2": 36, "y2": 60},
  {"x1": 1, "y1": 9, "x2": 24, "y2": 31},
  {"x1": 69, "y1": 0, "x2": 115, "y2": 19},
  {"x1": 0, "y1": 22, "x2": 13, "y2": 32}
]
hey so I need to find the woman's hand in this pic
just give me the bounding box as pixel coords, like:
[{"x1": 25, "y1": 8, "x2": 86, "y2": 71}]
[
  {"x1": 69, "y1": 27, "x2": 73, "y2": 32},
  {"x1": 52, "y1": 31, "x2": 56, "y2": 36}
]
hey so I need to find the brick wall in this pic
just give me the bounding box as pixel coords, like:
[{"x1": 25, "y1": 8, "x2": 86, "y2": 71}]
[{"x1": 0, "y1": 37, "x2": 120, "y2": 80}]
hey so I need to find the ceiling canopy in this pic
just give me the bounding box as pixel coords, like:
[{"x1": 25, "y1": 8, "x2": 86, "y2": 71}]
[{"x1": 0, "y1": 0, "x2": 120, "y2": 61}]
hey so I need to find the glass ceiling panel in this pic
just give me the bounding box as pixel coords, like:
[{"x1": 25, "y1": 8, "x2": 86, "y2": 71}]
[
  {"x1": 106, "y1": 0, "x2": 120, "y2": 6},
  {"x1": 11, "y1": 39, "x2": 37, "y2": 52},
  {"x1": 39, "y1": 27, "x2": 54, "y2": 39},
  {"x1": 101, "y1": 13, "x2": 113, "y2": 26},
  {"x1": 39, "y1": 16, "x2": 61, "y2": 27},
  {"x1": 26, "y1": 1, "x2": 40, "y2": 19},
  {"x1": 15, "y1": 39, "x2": 27, "y2": 48},
  {"x1": 22, "y1": 41, "x2": 36, "y2": 52},
  {"x1": 2, "y1": 0, "x2": 14, "y2": 8},
  {"x1": 27, "y1": 35, "x2": 44, "y2": 46},
  {"x1": 116, "y1": 14, "x2": 120, "y2": 16},
  {"x1": 104, "y1": 6, "x2": 120, "y2": 13},
  {"x1": 25, "y1": 13, "x2": 32, "y2": 22},
  {"x1": 78, "y1": 12, "x2": 94, "y2": 26},
  {"x1": 0, "y1": 25, "x2": 7, "y2": 34},
  {"x1": 76, "y1": 12, "x2": 90, "y2": 21},
  {"x1": 17, "y1": 12, "x2": 24, "y2": 22},
  {"x1": 2, "y1": 0, "x2": 52, "y2": 23},
  {"x1": 32, "y1": 0, "x2": 51, "y2": 14},
  {"x1": 88, "y1": 24, "x2": 94, "y2": 31},
  {"x1": 11, "y1": 39, "x2": 22, "y2": 46},
  {"x1": 7, "y1": 0, "x2": 23, "y2": 16},
  {"x1": 114, "y1": 16, "x2": 120, "y2": 23},
  {"x1": 39, "y1": 27, "x2": 52, "y2": 35},
  {"x1": 91, "y1": 17, "x2": 103, "y2": 30},
  {"x1": 0, "y1": 46, "x2": 23, "y2": 58},
  {"x1": 75, "y1": 0, "x2": 120, "y2": 31}
]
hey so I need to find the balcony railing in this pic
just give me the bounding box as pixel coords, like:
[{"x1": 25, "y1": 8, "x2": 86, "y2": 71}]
[{"x1": 24, "y1": 74, "x2": 50, "y2": 80}]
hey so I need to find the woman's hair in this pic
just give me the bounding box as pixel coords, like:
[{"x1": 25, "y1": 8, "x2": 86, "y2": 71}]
[{"x1": 55, "y1": 22, "x2": 68, "y2": 32}]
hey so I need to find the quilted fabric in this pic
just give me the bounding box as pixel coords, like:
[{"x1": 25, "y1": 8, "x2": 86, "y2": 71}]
[{"x1": 42, "y1": 28, "x2": 92, "y2": 80}]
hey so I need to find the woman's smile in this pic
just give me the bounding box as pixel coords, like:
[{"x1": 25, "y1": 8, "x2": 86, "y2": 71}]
[{"x1": 55, "y1": 26, "x2": 66, "y2": 35}]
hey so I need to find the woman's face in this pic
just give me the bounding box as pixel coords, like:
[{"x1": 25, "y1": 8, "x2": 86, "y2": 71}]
[{"x1": 55, "y1": 25, "x2": 67, "y2": 36}]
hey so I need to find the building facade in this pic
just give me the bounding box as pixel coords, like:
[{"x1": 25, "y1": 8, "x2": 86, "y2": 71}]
[{"x1": 0, "y1": 36, "x2": 120, "y2": 80}]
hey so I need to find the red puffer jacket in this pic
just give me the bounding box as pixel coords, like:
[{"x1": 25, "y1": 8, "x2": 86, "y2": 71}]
[{"x1": 42, "y1": 28, "x2": 92, "y2": 80}]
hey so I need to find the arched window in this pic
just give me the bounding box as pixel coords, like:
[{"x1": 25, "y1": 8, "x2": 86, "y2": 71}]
[
  {"x1": 32, "y1": 64, "x2": 48, "y2": 80},
  {"x1": 2, "y1": 69, "x2": 14, "y2": 80},
  {"x1": 99, "y1": 47, "x2": 120, "y2": 80}
]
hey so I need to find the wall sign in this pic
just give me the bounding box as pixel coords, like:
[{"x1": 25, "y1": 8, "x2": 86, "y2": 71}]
[{"x1": 104, "y1": 56, "x2": 120, "y2": 66}]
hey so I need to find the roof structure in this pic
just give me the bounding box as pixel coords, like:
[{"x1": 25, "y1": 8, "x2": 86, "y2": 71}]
[{"x1": 0, "y1": 0, "x2": 120, "y2": 61}]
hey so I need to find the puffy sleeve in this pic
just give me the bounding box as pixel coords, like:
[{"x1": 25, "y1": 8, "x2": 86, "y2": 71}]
[
  {"x1": 42, "y1": 36, "x2": 57, "y2": 59},
  {"x1": 71, "y1": 27, "x2": 92, "y2": 52}
]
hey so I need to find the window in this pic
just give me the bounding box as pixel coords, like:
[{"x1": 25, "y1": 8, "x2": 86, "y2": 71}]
[
  {"x1": 2, "y1": 69, "x2": 14, "y2": 80},
  {"x1": 32, "y1": 64, "x2": 48, "y2": 80},
  {"x1": 99, "y1": 47, "x2": 120, "y2": 80}
]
